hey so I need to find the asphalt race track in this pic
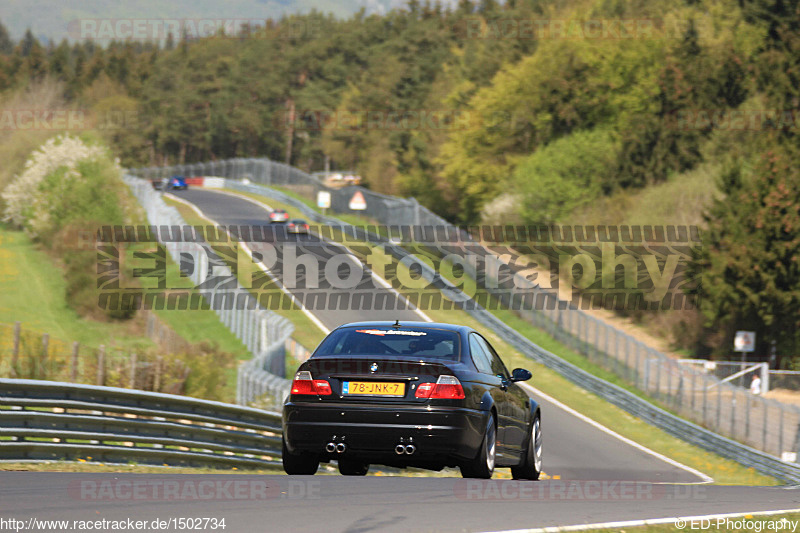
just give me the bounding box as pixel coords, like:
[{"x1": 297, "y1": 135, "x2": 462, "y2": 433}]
[
  {"x1": 1, "y1": 473, "x2": 799, "y2": 533},
  {"x1": 173, "y1": 188, "x2": 426, "y2": 331},
  {"x1": 3, "y1": 187, "x2": 795, "y2": 532}
]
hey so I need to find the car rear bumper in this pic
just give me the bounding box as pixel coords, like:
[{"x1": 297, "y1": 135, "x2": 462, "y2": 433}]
[{"x1": 283, "y1": 402, "x2": 488, "y2": 464}]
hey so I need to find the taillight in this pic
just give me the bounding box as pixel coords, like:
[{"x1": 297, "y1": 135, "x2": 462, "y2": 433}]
[
  {"x1": 415, "y1": 375, "x2": 465, "y2": 400},
  {"x1": 313, "y1": 380, "x2": 332, "y2": 395},
  {"x1": 291, "y1": 371, "x2": 332, "y2": 396},
  {"x1": 415, "y1": 382, "x2": 435, "y2": 398}
]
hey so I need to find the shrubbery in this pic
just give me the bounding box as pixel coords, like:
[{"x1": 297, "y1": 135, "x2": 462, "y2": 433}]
[
  {"x1": 2, "y1": 134, "x2": 137, "y2": 320},
  {"x1": 512, "y1": 129, "x2": 620, "y2": 225}
]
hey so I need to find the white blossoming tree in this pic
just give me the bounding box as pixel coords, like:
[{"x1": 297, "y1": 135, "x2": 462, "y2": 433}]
[{"x1": 2, "y1": 135, "x2": 124, "y2": 239}]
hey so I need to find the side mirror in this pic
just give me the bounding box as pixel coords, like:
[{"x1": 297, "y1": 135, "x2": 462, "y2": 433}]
[{"x1": 510, "y1": 368, "x2": 532, "y2": 382}]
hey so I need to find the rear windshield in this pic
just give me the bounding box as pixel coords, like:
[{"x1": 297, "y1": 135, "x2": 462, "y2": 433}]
[{"x1": 315, "y1": 327, "x2": 461, "y2": 359}]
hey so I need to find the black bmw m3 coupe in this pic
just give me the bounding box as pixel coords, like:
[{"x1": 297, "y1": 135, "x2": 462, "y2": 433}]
[{"x1": 282, "y1": 321, "x2": 542, "y2": 479}]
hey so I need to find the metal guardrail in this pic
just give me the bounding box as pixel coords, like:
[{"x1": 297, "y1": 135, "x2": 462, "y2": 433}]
[{"x1": 0, "y1": 379, "x2": 282, "y2": 469}]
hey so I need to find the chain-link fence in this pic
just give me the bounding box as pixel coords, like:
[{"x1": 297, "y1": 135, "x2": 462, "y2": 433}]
[
  {"x1": 771, "y1": 372, "x2": 800, "y2": 392},
  {"x1": 128, "y1": 158, "x2": 800, "y2": 464},
  {"x1": 677, "y1": 360, "x2": 769, "y2": 392},
  {"x1": 123, "y1": 176, "x2": 291, "y2": 408},
  {"x1": 131, "y1": 158, "x2": 446, "y2": 227}
]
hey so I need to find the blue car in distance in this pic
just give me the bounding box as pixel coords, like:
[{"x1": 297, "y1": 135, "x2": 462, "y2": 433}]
[{"x1": 151, "y1": 175, "x2": 188, "y2": 191}]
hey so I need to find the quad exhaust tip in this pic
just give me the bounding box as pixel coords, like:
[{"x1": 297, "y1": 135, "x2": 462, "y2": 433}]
[
  {"x1": 395, "y1": 443, "x2": 417, "y2": 455},
  {"x1": 335, "y1": 443, "x2": 347, "y2": 453},
  {"x1": 326, "y1": 442, "x2": 336, "y2": 453}
]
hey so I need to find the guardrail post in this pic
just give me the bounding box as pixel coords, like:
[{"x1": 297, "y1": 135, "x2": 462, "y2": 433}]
[
  {"x1": 71, "y1": 342, "x2": 79, "y2": 382},
  {"x1": 11, "y1": 322, "x2": 20, "y2": 378}
]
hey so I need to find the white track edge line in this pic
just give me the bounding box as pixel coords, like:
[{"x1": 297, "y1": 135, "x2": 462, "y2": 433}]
[
  {"x1": 520, "y1": 382, "x2": 714, "y2": 485},
  {"x1": 482, "y1": 508, "x2": 800, "y2": 533}
]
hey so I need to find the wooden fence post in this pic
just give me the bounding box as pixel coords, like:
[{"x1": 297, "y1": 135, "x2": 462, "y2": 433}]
[
  {"x1": 71, "y1": 342, "x2": 79, "y2": 382},
  {"x1": 130, "y1": 352, "x2": 137, "y2": 389},
  {"x1": 97, "y1": 345, "x2": 105, "y2": 386},
  {"x1": 41, "y1": 333, "x2": 49, "y2": 379},
  {"x1": 10, "y1": 322, "x2": 20, "y2": 378},
  {"x1": 154, "y1": 356, "x2": 163, "y2": 392}
]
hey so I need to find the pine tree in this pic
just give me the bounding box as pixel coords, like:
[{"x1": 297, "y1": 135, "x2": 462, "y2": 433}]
[{"x1": 692, "y1": 151, "x2": 800, "y2": 366}]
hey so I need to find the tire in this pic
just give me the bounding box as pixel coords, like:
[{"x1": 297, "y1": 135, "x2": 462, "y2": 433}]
[
  {"x1": 282, "y1": 437, "x2": 319, "y2": 475},
  {"x1": 338, "y1": 457, "x2": 369, "y2": 476},
  {"x1": 460, "y1": 414, "x2": 496, "y2": 479},
  {"x1": 511, "y1": 415, "x2": 542, "y2": 480}
]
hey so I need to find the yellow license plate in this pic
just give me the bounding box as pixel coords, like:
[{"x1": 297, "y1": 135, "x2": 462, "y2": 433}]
[{"x1": 342, "y1": 381, "x2": 405, "y2": 396}]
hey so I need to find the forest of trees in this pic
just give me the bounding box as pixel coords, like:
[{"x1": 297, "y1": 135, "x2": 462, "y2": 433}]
[{"x1": 0, "y1": 0, "x2": 798, "y2": 362}]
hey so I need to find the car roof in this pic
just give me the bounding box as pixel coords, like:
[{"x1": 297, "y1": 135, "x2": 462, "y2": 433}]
[{"x1": 334, "y1": 321, "x2": 472, "y2": 334}]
